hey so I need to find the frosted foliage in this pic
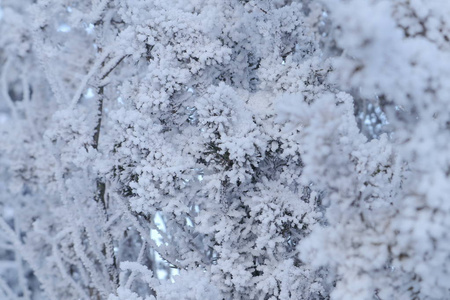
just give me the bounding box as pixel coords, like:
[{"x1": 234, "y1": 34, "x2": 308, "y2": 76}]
[{"x1": 0, "y1": 0, "x2": 449, "y2": 299}]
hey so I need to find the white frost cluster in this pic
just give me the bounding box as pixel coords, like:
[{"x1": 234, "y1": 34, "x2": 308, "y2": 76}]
[{"x1": 0, "y1": 0, "x2": 449, "y2": 299}]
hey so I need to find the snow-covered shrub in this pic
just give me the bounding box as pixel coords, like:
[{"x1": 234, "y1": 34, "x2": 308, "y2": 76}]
[{"x1": 0, "y1": 0, "x2": 449, "y2": 299}]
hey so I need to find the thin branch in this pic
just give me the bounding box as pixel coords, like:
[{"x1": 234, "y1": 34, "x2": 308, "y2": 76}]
[
  {"x1": 69, "y1": 49, "x2": 111, "y2": 109},
  {"x1": 125, "y1": 241, "x2": 147, "y2": 289}
]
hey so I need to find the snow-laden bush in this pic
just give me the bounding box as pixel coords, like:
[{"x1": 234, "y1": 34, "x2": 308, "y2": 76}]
[{"x1": 0, "y1": 0, "x2": 449, "y2": 299}]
